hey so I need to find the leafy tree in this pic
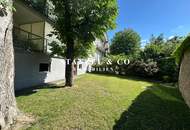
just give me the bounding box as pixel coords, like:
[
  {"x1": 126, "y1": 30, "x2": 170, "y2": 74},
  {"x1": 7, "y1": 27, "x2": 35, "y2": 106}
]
[
  {"x1": 110, "y1": 29, "x2": 141, "y2": 57},
  {"x1": 50, "y1": 0, "x2": 118, "y2": 86},
  {"x1": 140, "y1": 34, "x2": 165, "y2": 61},
  {"x1": 140, "y1": 35, "x2": 182, "y2": 82},
  {"x1": 162, "y1": 36, "x2": 183, "y2": 57},
  {"x1": 140, "y1": 44, "x2": 163, "y2": 60},
  {"x1": 141, "y1": 35, "x2": 183, "y2": 60},
  {"x1": 50, "y1": 41, "x2": 96, "y2": 59},
  {"x1": 149, "y1": 34, "x2": 165, "y2": 45}
]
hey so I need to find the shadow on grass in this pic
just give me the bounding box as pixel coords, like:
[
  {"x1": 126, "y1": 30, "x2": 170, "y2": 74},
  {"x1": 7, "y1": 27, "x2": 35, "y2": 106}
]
[
  {"x1": 15, "y1": 73, "x2": 151, "y2": 97},
  {"x1": 113, "y1": 84, "x2": 190, "y2": 130},
  {"x1": 15, "y1": 83, "x2": 65, "y2": 97}
]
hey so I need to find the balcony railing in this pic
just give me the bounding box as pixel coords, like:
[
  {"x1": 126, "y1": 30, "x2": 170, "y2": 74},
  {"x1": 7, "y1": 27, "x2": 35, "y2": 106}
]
[
  {"x1": 96, "y1": 41, "x2": 109, "y2": 53},
  {"x1": 21, "y1": 0, "x2": 55, "y2": 22},
  {"x1": 13, "y1": 27, "x2": 49, "y2": 53}
]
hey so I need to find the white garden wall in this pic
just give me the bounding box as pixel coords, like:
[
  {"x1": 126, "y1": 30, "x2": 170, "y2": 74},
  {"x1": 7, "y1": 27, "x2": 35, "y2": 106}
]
[{"x1": 14, "y1": 50, "x2": 65, "y2": 90}]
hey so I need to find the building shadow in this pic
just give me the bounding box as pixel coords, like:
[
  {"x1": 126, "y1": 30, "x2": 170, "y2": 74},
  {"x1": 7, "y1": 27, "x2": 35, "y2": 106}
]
[
  {"x1": 113, "y1": 84, "x2": 190, "y2": 130},
  {"x1": 15, "y1": 82, "x2": 65, "y2": 97}
]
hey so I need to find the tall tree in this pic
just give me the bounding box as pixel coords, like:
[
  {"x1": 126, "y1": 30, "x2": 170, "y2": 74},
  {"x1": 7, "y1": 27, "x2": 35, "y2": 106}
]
[
  {"x1": 110, "y1": 29, "x2": 141, "y2": 57},
  {"x1": 149, "y1": 34, "x2": 165, "y2": 45},
  {"x1": 141, "y1": 35, "x2": 183, "y2": 60},
  {"x1": 50, "y1": 0, "x2": 118, "y2": 86},
  {"x1": 0, "y1": 0, "x2": 18, "y2": 129}
]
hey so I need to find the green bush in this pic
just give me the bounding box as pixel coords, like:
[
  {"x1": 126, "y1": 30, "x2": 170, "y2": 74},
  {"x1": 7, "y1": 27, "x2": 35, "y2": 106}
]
[
  {"x1": 162, "y1": 75, "x2": 172, "y2": 83},
  {"x1": 92, "y1": 35, "x2": 183, "y2": 82},
  {"x1": 157, "y1": 57, "x2": 179, "y2": 82},
  {"x1": 127, "y1": 59, "x2": 159, "y2": 77},
  {"x1": 140, "y1": 44, "x2": 163, "y2": 60},
  {"x1": 92, "y1": 55, "x2": 178, "y2": 82}
]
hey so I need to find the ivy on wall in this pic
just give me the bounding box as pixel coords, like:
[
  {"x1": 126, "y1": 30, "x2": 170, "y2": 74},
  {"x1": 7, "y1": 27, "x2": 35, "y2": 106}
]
[
  {"x1": 0, "y1": 0, "x2": 15, "y2": 16},
  {"x1": 173, "y1": 35, "x2": 190, "y2": 65}
]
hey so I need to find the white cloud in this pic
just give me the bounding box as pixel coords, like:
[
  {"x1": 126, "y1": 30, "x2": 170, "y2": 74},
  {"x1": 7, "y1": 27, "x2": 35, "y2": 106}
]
[
  {"x1": 168, "y1": 35, "x2": 175, "y2": 40},
  {"x1": 141, "y1": 40, "x2": 148, "y2": 43},
  {"x1": 141, "y1": 39, "x2": 148, "y2": 48}
]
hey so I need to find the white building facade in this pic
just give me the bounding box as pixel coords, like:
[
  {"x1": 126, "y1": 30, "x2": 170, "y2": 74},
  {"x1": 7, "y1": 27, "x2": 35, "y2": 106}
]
[{"x1": 13, "y1": 0, "x2": 109, "y2": 90}]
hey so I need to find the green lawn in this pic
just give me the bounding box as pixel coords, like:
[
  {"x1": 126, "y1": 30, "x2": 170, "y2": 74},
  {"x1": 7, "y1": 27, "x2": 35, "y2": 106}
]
[{"x1": 16, "y1": 74, "x2": 190, "y2": 130}]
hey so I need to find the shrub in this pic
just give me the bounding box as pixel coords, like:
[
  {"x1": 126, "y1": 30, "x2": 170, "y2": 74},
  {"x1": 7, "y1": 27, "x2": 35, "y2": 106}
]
[
  {"x1": 127, "y1": 59, "x2": 159, "y2": 77},
  {"x1": 140, "y1": 44, "x2": 163, "y2": 60},
  {"x1": 157, "y1": 57, "x2": 179, "y2": 82},
  {"x1": 92, "y1": 35, "x2": 183, "y2": 83}
]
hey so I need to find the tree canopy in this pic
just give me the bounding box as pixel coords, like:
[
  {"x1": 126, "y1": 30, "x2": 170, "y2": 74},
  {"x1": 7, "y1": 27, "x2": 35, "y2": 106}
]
[
  {"x1": 50, "y1": 0, "x2": 118, "y2": 58},
  {"x1": 110, "y1": 29, "x2": 141, "y2": 56},
  {"x1": 50, "y1": 0, "x2": 118, "y2": 86},
  {"x1": 141, "y1": 35, "x2": 183, "y2": 61},
  {"x1": 50, "y1": 41, "x2": 96, "y2": 59}
]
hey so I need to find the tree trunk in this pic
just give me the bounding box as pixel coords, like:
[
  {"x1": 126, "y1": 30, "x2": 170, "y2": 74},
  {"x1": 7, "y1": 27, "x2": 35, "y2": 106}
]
[
  {"x1": 63, "y1": 0, "x2": 75, "y2": 87},
  {"x1": 65, "y1": 41, "x2": 74, "y2": 87},
  {"x1": 0, "y1": 1, "x2": 18, "y2": 129}
]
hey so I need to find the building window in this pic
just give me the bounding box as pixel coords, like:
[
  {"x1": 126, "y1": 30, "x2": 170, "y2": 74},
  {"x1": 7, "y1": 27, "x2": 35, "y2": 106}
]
[
  {"x1": 79, "y1": 64, "x2": 82, "y2": 69},
  {"x1": 39, "y1": 63, "x2": 50, "y2": 72}
]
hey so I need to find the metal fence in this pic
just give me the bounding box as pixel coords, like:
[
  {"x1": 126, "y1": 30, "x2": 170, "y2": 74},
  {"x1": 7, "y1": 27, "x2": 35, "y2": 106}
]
[{"x1": 13, "y1": 27, "x2": 49, "y2": 53}]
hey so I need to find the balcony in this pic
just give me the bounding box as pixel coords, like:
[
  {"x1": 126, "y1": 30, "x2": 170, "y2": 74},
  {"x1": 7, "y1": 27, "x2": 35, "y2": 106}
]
[
  {"x1": 96, "y1": 41, "x2": 109, "y2": 53},
  {"x1": 13, "y1": 27, "x2": 49, "y2": 53},
  {"x1": 21, "y1": 0, "x2": 55, "y2": 22}
]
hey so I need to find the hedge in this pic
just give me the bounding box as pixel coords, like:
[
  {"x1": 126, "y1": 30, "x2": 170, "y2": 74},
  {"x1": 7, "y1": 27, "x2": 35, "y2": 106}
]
[{"x1": 92, "y1": 58, "x2": 178, "y2": 82}]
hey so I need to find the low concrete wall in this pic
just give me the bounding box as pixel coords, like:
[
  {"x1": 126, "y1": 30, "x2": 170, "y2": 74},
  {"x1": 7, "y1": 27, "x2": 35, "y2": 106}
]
[
  {"x1": 14, "y1": 50, "x2": 66, "y2": 90},
  {"x1": 14, "y1": 50, "x2": 88, "y2": 90},
  {"x1": 77, "y1": 60, "x2": 88, "y2": 75},
  {"x1": 179, "y1": 48, "x2": 190, "y2": 107}
]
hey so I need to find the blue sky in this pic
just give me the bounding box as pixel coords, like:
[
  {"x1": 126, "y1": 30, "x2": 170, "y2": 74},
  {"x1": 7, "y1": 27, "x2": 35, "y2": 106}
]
[{"x1": 107, "y1": 0, "x2": 190, "y2": 46}]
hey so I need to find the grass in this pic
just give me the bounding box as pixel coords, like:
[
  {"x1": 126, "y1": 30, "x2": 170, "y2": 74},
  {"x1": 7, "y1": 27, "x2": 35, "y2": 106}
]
[{"x1": 16, "y1": 74, "x2": 190, "y2": 130}]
